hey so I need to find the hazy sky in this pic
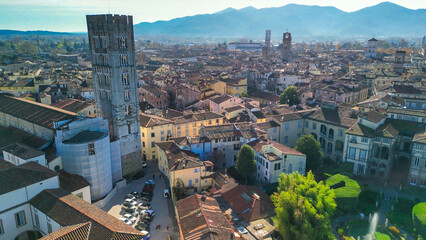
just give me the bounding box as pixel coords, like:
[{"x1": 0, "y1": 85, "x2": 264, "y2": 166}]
[{"x1": 0, "y1": 0, "x2": 425, "y2": 32}]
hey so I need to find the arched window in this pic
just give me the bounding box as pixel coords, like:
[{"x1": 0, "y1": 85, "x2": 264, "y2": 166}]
[
  {"x1": 311, "y1": 133, "x2": 317, "y2": 140},
  {"x1": 329, "y1": 129, "x2": 334, "y2": 140},
  {"x1": 320, "y1": 125, "x2": 327, "y2": 135},
  {"x1": 381, "y1": 147, "x2": 389, "y2": 160},
  {"x1": 335, "y1": 140, "x2": 344, "y2": 152},
  {"x1": 288, "y1": 164, "x2": 292, "y2": 173}
]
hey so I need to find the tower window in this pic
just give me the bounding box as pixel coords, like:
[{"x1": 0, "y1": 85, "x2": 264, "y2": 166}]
[
  {"x1": 88, "y1": 143, "x2": 95, "y2": 155},
  {"x1": 119, "y1": 37, "x2": 127, "y2": 49},
  {"x1": 120, "y1": 54, "x2": 129, "y2": 65},
  {"x1": 125, "y1": 105, "x2": 131, "y2": 116},
  {"x1": 124, "y1": 90, "x2": 130, "y2": 101},
  {"x1": 100, "y1": 36, "x2": 107, "y2": 48},
  {"x1": 128, "y1": 124, "x2": 131, "y2": 134},
  {"x1": 106, "y1": 91, "x2": 111, "y2": 100},
  {"x1": 94, "y1": 37, "x2": 100, "y2": 48},
  {"x1": 122, "y1": 73, "x2": 129, "y2": 85}
]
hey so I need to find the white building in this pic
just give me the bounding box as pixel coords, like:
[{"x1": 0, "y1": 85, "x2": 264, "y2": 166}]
[
  {"x1": 366, "y1": 38, "x2": 378, "y2": 58},
  {"x1": 2, "y1": 143, "x2": 47, "y2": 167},
  {"x1": 0, "y1": 161, "x2": 59, "y2": 240},
  {"x1": 408, "y1": 132, "x2": 426, "y2": 188},
  {"x1": 248, "y1": 138, "x2": 306, "y2": 184}
]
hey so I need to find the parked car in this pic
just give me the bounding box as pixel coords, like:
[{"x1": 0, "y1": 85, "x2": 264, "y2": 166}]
[
  {"x1": 123, "y1": 214, "x2": 137, "y2": 223},
  {"x1": 141, "y1": 209, "x2": 155, "y2": 217},
  {"x1": 237, "y1": 226, "x2": 248, "y2": 235},
  {"x1": 122, "y1": 202, "x2": 135, "y2": 209},
  {"x1": 119, "y1": 218, "x2": 133, "y2": 226},
  {"x1": 140, "y1": 230, "x2": 150, "y2": 239},
  {"x1": 138, "y1": 204, "x2": 150, "y2": 210},
  {"x1": 254, "y1": 223, "x2": 264, "y2": 230},
  {"x1": 124, "y1": 199, "x2": 137, "y2": 206},
  {"x1": 141, "y1": 191, "x2": 153, "y2": 197},
  {"x1": 138, "y1": 218, "x2": 151, "y2": 226},
  {"x1": 137, "y1": 221, "x2": 150, "y2": 229},
  {"x1": 142, "y1": 185, "x2": 153, "y2": 193},
  {"x1": 138, "y1": 202, "x2": 151, "y2": 208},
  {"x1": 139, "y1": 214, "x2": 153, "y2": 222},
  {"x1": 135, "y1": 224, "x2": 149, "y2": 232},
  {"x1": 140, "y1": 196, "x2": 152, "y2": 202},
  {"x1": 130, "y1": 191, "x2": 139, "y2": 197},
  {"x1": 145, "y1": 179, "x2": 155, "y2": 185},
  {"x1": 124, "y1": 194, "x2": 136, "y2": 200},
  {"x1": 133, "y1": 171, "x2": 145, "y2": 180},
  {"x1": 141, "y1": 161, "x2": 147, "y2": 168},
  {"x1": 163, "y1": 189, "x2": 170, "y2": 198},
  {"x1": 123, "y1": 207, "x2": 137, "y2": 215}
]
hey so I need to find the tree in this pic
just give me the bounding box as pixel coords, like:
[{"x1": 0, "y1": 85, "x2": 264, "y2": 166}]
[
  {"x1": 235, "y1": 145, "x2": 256, "y2": 184},
  {"x1": 295, "y1": 134, "x2": 322, "y2": 171},
  {"x1": 271, "y1": 171, "x2": 336, "y2": 240},
  {"x1": 279, "y1": 86, "x2": 300, "y2": 105}
]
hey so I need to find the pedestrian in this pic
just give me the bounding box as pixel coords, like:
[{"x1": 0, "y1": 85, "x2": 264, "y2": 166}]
[
  {"x1": 159, "y1": 174, "x2": 161, "y2": 179},
  {"x1": 153, "y1": 173, "x2": 155, "y2": 179},
  {"x1": 167, "y1": 226, "x2": 169, "y2": 230},
  {"x1": 158, "y1": 224, "x2": 161, "y2": 230}
]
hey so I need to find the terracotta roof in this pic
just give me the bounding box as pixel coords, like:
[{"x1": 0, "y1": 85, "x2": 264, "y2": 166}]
[
  {"x1": 248, "y1": 139, "x2": 305, "y2": 157},
  {"x1": 222, "y1": 185, "x2": 275, "y2": 222},
  {"x1": 173, "y1": 112, "x2": 223, "y2": 125},
  {"x1": 413, "y1": 132, "x2": 426, "y2": 144},
  {"x1": 0, "y1": 158, "x2": 14, "y2": 171},
  {"x1": 156, "y1": 141, "x2": 206, "y2": 171},
  {"x1": 58, "y1": 170, "x2": 90, "y2": 193},
  {"x1": 361, "y1": 111, "x2": 387, "y2": 123},
  {"x1": 176, "y1": 194, "x2": 234, "y2": 240},
  {"x1": 39, "y1": 222, "x2": 91, "y2": 240},
  {"x1": 303, "y1": 105, "x2": 356, "y2": 128},
  {"x1": 1, "y1": 143, "x2": 45, "y2": 160},
  {"x1": 29, "y1": 188, "x2": 144, "y2": 240},
  {"x1": 0, "y1": 161, "x2": 57, "y2": 194},
  {"x1": 202, "y1": 124, "x2": 242, "y2": 139},
  {"x1": 51, "y1": 99, "x2": 93, "y2": 113},
  {"x1": 210, "y1": 95, "x2": 232, "y2": 105},
  {"x1": 140, "y1": 113, "x2": 173, "y2": 128},
  {"x1": 0, "y1": 94, "x2": 76, "y2": 129},
  {"x1": 0, "y1": 125, "x2": 48, "y2": 149}
]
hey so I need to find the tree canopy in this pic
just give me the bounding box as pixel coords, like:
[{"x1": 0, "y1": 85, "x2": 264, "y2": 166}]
[
  {"x1": 295, "y1": 134, "x2": 322, "y2": 171},
  {"x1": 235, "y1": 145, "x2": 256, "y2": 184},
  {"x1": 279, "y1": 86, "x2": 300, "y2": 105},
  {"x1": 272, "y1": 171, "x2": 336, "y2": 240}
]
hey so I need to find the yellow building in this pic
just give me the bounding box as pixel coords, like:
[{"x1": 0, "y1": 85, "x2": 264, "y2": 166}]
[
  {"x1": 225, "y1": 78, "x2": 247, "y2": 97},
  {"x1": 140, "y1": 114, "x2": 174, "y2": 161},
  {"x1": 211, "y1": 80, "x2": 227, "y2": 95},
  {"x1": 172, "y1": 112, "x2": 225, "y2": 137},
  {"x1": 0, "y1": 79, "x2": 36, "y2": 94},
  {"x1": 157, "y1": 141, "x2": 214, "y2": 194}
]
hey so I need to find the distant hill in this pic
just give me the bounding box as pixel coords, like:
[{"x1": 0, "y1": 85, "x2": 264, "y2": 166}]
[
  {"x1": 134, "y1": 2, "x2": 426, "y2": 40},
  {"x1": 0, "y1": 30, "x2": 78, "y2": 36}
]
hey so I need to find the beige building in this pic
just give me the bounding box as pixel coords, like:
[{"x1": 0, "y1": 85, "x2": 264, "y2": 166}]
[
  {"x1": 408, "y1": 132, "x2": 426, "y2": 188},
  {"x1": 172, "y1": 112, "x2": 225, "y2": 138},
  {"x1": 156, "y1": 141, "x2": 214, "y2": 194}
]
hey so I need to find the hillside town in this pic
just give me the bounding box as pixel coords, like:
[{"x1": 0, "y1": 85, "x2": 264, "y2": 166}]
[{"x1": 0, "y1": 9, "x2": 425, "y2": 240}]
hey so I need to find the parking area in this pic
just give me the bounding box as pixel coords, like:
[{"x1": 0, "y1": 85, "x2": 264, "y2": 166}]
[{"x1": 102, "y1": 162, "x2": 179, "y2": 240}]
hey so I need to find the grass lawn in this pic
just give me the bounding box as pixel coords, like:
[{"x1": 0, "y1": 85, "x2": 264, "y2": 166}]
[
  {"x1": 317, "y1": 162, "x2": 354, "y2": 178},
  {"x1": 325, "y1": 174, "x2": 361, "y2": 198},
  {"x1": 387, "y1": 199, "x2": 416, "y2": 236},
  {"x1": 375, "y1": 231, "x2": 392, "y2": 240}
]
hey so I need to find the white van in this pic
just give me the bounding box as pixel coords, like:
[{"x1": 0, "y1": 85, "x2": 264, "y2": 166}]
[{"x1": 163, "y1": 189, "x2": 170, "y2": 198}]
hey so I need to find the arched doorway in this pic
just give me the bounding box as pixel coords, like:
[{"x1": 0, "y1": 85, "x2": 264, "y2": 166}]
[
  {"x1": 14, "y1": 230, "x2": 42, "y2": 240},
  {"x1": 389, "y1": 156, "x2": 410, "y2": 186}
]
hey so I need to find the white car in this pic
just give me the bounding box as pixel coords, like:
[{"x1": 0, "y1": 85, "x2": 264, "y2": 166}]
[
  {"x1": 141, "y1": 209, "x2": 155, "y2": 216},
  {"x1": 140, "y1": 230, "x2": 150, "y2": 237},
  {"x1": 141, "y1": 161, "x2": 147, "y2": 168},
  {"x1": 138, "y1": 203, "x2": 150, "y2": 210},
  {"x1": 237, "y1": 226, "x2": 248, "y2": 234},
  {"x1": 123, "y1": 213, "x2": 137, "y2": 223},
  {"x1": 124, "y1": 199, "x2": 138, "y2": 206},
  {"x1": 119, "y1": 217, "x2": 133, "y2": 226}
]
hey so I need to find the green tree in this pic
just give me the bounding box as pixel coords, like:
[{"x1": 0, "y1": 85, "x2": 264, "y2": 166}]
[
  {"x1": 236, "y1": 145, "x2": 256, "y2": 184},
  {"x1": 272, "y1": 171, "x2": 336, "y2": 240},
  {"x1": 279, "y1": 86, "x2": 300, "y2": 105},
  {"x1": 295, "y1": 134, "x2": 322, "y2": 171}
]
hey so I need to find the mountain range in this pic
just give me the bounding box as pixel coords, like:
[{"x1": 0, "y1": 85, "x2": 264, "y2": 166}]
[{"x1": 133, "y1": 2, "x2": 426, "y2": 40}]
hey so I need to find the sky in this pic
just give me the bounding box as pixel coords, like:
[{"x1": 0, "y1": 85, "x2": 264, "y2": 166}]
[{"x1": 0, "y1": 0, "x2": 425, "y2": 32}]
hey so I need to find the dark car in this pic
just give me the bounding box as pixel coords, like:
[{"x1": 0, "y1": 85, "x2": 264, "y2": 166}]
[
  {"x1": 138, "y1": 218, "x2": 151, "y2": 226},
  {"x1": 123, "y1": 208, "x2": 136, "y2": 214},
  {"x1": 137, "y1": 222, "x2": 150, "y2": 229},
  {"x1": 142, "y1": 185, "x2": 153, "y2": 193},
  {"x1": 135, "y1": 224, "x2": 149, "y2": 232},
  {"x1": 141, "y1": 191, "x2": 153, "y2": 197},
  {"x1": 133, "y1": 171, "x2": 145, "y2": 180},
  {"x1": 140, "y1": 215, "x2": 153, "y2": 222},
  {"x1": 140, "y1": 196, "x2": 152, "y2": 202}
]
